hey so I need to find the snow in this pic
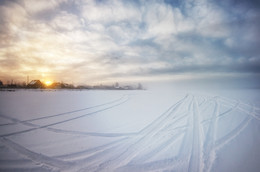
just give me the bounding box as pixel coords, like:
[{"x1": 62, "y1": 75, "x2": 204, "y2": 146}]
[{"x1": 0, "y1": 88, "x2": 259, "y2": 171}]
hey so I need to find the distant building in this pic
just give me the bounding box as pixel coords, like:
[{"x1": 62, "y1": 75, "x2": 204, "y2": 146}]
[
  {"x1": 137, "y1": 83, "x2": 143, "y2": 90},
  {"x1": 47, "y1": 82, "x2": 75, "y2": 89},
  {"x1": 50, "y1": 82, "x2": 61, "y2": 89},
  {"x1": 27, "y1": 80, "x2": 43, "y2": 88},
  {"x1": 0, "y1": 80, "x2": 3, "y2": 87},
  {"x1": 123, "y1": 85, "x2": 133, "y2": 90},
  {"x1": 114, "y1": 82, "x2": 120, "y2": 89}
]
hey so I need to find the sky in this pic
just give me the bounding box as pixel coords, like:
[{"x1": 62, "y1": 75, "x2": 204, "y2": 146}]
[{"x1": 0, "y1": 0, "x2": 259, "y2": 87}]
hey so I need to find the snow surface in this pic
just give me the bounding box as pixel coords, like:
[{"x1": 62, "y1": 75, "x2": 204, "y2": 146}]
[{"x1": 0, "y1": 89, "x2": 259, "y2": 172}]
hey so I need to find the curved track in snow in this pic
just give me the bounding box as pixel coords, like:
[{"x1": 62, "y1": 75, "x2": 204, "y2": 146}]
[
  {"x1": 0, "y1": 95, "x2": 130, "y2": 137},
  {"x1": 0, "y1": 93, "x2": 259, "y2": 171},
  {"x1": 0, "y1": 95, "x2": 129, "y2": 127}
]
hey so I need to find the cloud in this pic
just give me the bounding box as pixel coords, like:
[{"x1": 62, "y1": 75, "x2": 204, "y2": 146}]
[{"x1": 0, "y1": 0, "x2": 259, "y2": 85}]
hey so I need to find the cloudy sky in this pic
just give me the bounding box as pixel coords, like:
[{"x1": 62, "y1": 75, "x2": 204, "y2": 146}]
[{"x1": 0, "y1": 0, "x2": 259, "y2": 86}]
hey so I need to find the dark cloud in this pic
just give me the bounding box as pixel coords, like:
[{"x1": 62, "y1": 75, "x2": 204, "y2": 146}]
[
  {"x1": 0, "y1": 0, "x2": 259, "y2": 84},
  {"x1": 119, "y1": 62, "x2": 260, "y2": 78},
  {"x1": 212, "y1": 0, "x2": 260, "y2": 10},
  {"x1": 164, "y1": 0, "x2": 183, "y2": 7},
  {"x1": 31, "y1": 8, "x2": 59, "y2": 21},
  {"x1": 0, "y1": 0, "x2": 17, "y2": 6}
]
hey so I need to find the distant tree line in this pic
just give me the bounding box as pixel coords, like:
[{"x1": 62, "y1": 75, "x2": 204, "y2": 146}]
[{"x1": 0, "y1": 80, "x2": 144, "y2": 90}]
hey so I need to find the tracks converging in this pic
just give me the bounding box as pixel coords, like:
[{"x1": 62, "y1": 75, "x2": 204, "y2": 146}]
[
  {"x1": 0, "y1": 93, "x2": 259, "y2": 171},
  {"x1": 0, "y1": 95, "x2": 130, "y2": 137}
]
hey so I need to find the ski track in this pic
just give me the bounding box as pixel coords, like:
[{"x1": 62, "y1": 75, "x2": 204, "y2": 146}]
[
  {"x1": 0, "y1": 95, "x2": 128, "y2": 127},
  {"x1": 54, "y1": 138, "x2": 128, "y2": 160},
  {"x1": 178, "y1": 96, "x2": 194, "y2": 159},
  {"x1": 201, "y1": 100, "x2": 239, "y2": 125},
  {"x1": 202, "y1": 99, "x2": 219, "y2": 172},
  {"x1": 218, "y1": 98, "x2": 260, "y2": 121},
  {"x1": 0, "y1": 114, "x2": 135, "y2": 138},
  {"x1": 0, "y1": 93, "x2": 259, "y2": 171},
  {"x1": 214, "y1": 102, "x2": 255, "y2": 150},
  {"x1": 0, "y1": 137, "x2": 73, "y2": 171},
  {"x1": 74, "y1": 95, "x2": 193, "y2": 172},
  {"x1": 188, "y1": 97, "x2": 203, "y2": 172},
  {"x1": 0, "y1": 95, "x2": 130, "y2": 137}
]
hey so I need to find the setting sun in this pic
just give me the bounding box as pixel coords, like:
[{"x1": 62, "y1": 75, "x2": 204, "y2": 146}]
[{"x1": 44, "y1": 80, "x2": 53, "y2": 86}]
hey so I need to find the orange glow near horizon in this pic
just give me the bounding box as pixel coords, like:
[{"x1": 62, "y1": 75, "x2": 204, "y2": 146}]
[{"x1": 44, "y1": 80, "x2": 53, "y2": 86}]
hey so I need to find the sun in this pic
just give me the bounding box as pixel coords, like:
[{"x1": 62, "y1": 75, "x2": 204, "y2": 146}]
[{"x1": 44, "y1": 80, "x2": 53, "y2": 86}]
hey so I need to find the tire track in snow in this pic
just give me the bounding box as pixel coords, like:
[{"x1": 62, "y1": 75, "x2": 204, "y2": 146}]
[
  {"x1": 215, "y1": 103, "x2": 254, "y2": 150},
  {"x1": 138, "y1": 94, "x2": 190, "y2": 135},
  {"x1": 129, "y1": 129, "x2": 185, "y2": 164},
  {"x1": 0, "y1": 137, "x2": 73, "y2": 171},
  {"x1": 74, "y1": 95, "x2": 258, "y2": 171},
  {"x1": 198, "y1": 97, "x2": 206, "y2": 106},
  {"x1": 47, "y1": 127, "x2": 136, "y2": 137},
  {"x1": 201, "y1": 100, "x2": 239, "y2": 125},
  {"x1": 54, "y1": 125, "x2": 187, "y2": 162},
  {"x1": 218, "y1": 96, "x2": 257, "y2": 110},
  {"x1": 0, "y1": 159, "x2": 33, "y2": 168},
  {"x1": 54, "y1": 137, "x2": 128, "y2": 160},
  {"x1": 0, "y1": 94, "x2": 191, "y2": 171},
  {"x1": 74, "y1": 139, "x2": 134, "y2": 170},
  {"x1": 188, "y1": 97, "x2": 203, "y2": 172},
  {"x1": 0, "y1": 113, "x2": 135, "y2": 138},
  {"x1": 0, "y1": 95, "x2": 128, "y2": 127},
  {"x1": 218, "y1": 97, "x2": 260, "y2": 117},
  {"x1": 178, "y1": 96, "x2": 194, "y2": 159},
  {"x1": 0, "y1": 96, "x2": 129, "y2": 137},
  {"x1": 101, "y1": 98, "x2": 190, "y2": 170},
  {"x1": 115, "y1": 157, "x2": 187, "y2": 172},
  {"x1": 202, "y1": 97, "x2": 255, "y2": 172},
  {"x1": 113, "y1": 95, "x2": 192, "y2": 172},
  {"x1": 0, "y1": 114, "x2": 38, "y2": 128},
  {"x1": 70, "y1": 138, "x2": 138, "y2": 171},
  {"x1": 2, "y1": 93, "x2": 257, "y2": 171},
  {"x1": 0, "y1": 166, "x2": 52, "y2": 172},
  {"x1": 199, "y1": 96, "x2": 258, "y2": 172},
  {"x1": 75, "y1": 95, "x2": 192, "y2": 171},
  {"x1": 0, "y1": 155, "x2": 51, "y2": 171},
  {"x1": 202, "y1": 99, "x2": 219, "y2": 172},
  {"x1": 236, "y1": 107, "x2": 260, "y2": 121},
  {"x1": 53, "y1": 103, "x2": 191, "y2": 167},
  {"x1": 218, "y1": 97, "x2": 260, "y2": 120}
]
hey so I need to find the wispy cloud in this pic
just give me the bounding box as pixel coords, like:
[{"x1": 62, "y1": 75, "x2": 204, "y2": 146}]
[{"x1": 0, "y1": 0, "x2": 259, "y2": 85}]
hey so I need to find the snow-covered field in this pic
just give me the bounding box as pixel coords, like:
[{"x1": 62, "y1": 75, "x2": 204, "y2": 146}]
[{"x1": 0, "y1": 89, "x2": 259, "y2": 172}]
